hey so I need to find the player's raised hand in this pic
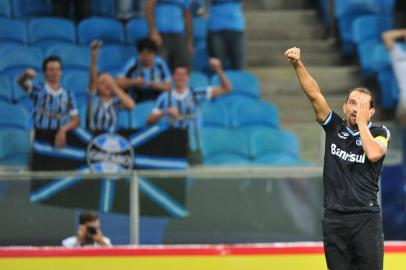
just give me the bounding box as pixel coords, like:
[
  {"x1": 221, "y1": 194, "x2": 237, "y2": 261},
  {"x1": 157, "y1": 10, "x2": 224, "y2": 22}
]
[
  {"x1": 90, "y1": 40, "x2": 102, "y2": 59},
  {"x1": 25, "y1": 68, "x2": 37, "y2": 79},
  {"x1": 209, "y1": 58, "x2": 223, "y2": 73},
  {"x1": 284, "y1": 47, "x2": 301, "y2": 64}
]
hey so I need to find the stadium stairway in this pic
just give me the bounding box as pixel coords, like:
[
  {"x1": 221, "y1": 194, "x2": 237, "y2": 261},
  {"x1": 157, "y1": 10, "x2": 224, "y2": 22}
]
[{"x1": 244, "y1": 0, "x2": 363, "y2": 164}]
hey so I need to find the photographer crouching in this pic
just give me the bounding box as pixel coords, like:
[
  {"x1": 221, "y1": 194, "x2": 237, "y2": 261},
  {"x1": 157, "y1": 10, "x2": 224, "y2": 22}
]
[{"x1": 62, "y1": 211, "x2": 112, "y2": 247}]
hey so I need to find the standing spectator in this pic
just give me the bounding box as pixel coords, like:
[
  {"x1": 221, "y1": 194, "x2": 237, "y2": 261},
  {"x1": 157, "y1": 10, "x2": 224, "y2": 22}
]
[
  {"x1": 382, "y1": 29, "x2": 406, "y2": 126},
  {"x1": 147, "y1": 58, "x2": 232, "y2": 164},
  {"x1": 87, "y1": 41, "x2": 135, "y2": 133},
  {"x1": 52, "y1": 0, "x2": 91, "y2": 21},
  {"x1": 395, "y1": 0, "x2": 406, "y2": 28},
  {"x1": 207, "y1": 0, "x2": 245, "y2": 70},
  {"x1": 62, "y1": 211, "x2": 112, "y2": 247},
  {"x1": 116, "y1": 38, "x2": 172, "y2": 102},
  {"x1": 17, "y1": 56, "x2": 79, "y2": 148},
  {"x1": 146, "y1": 0, "x2": 193, "y2": 71},
  {"x1": 117, "y1": 0, "x2": 146, "y2": 19}
]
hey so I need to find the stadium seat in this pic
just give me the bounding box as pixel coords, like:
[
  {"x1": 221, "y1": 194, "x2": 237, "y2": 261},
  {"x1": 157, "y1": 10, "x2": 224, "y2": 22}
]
[
  {"x1": 0, "y1": 0, "x2": 11, "y2": 18},
  {"x1": 189, "y1": 71, "x2": 209, "y2": 89},
  {"x1": 28, "y1": 17, "x2": 76, "y2": 51},
  {"x1": 335, "y1": 0, "x2": 380, "y2": 55},
  {"x1": 98, "y1": 45, "x2": 136, "y2": 76},
  {"x1": 356, "y1": 39, "x2": 381, "y2": 78},
  {"x1": 193, "y1": 17, "x2": 207, "y2": 47},
  {"x1": 230, "y1": 100, "x2": 279, "y2": 128},
  {"x1": 192, "y1": 43, "x2": 209, "y2": 72},
  {"x1": 126, "y1": 17, "x2": 149, "y2": 45},
  {"x1": 377, "y1": 68, "x2": 399, "y2": 109},
  {"x1": 129, "y1": 101, "x2": 155, "y2": 129},
  {"x1": 91, "y1": 0, "x2": 117, "y2": 17},
  {"x1": 0, "y1": 129, "x2": 30, "y2": 166},
  {"x1": 0, "y1": 18, "x2": 28, "y2": 45},
  {"x1": 201, "y1": 102, "x2": 229, "y2": 128},
  {"x1": 0, "y1": 101, "x2": 30, "y2": 130},
  {"x1": 214, "y1": 94, "x2": 258, "y2": 109},
  {"x1": 249, "y1": 128, "x2": 300, "y2": 162},
  {"x1": 78, "y1": 17, "x2": 125, "y2": 45},
  {"x1": 0, "y1": 75, "x2": 12, "y2": 102},
  {"x1": 62, "y1": 70, "x2": 89, "y2": 107},
  {"x1": 372, "y1": 43, "x2": 391, "y2": 71},
  {"x1": 201, "y1": 127, "x2": 250, "y2": 165},
  {"x1": 11, "y1": 0, "x2": 52, "y2": 19},
  {"x1": 46, "y1": 44, "x2": 90, "y2": 72},
  {"x1": 211, "y1": 70, "x2": 260, "y2": 99},
  {"x1": 0, "y1": 46, "x2": 42, "y2": 78}
]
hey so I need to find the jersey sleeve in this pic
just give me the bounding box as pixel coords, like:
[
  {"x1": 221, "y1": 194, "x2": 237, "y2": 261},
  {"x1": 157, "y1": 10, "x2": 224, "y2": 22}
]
[
  {"x1": 116, "y1": 57, "x2": 136, "y2": 78},
  {"x1": 192, "y1": 87, "x2": 213, "y2": 102},
  {"x1": 372, "y1": 126, "x2": 391, "y2": 151},
  {"x1": 319, "y1": 110, "x2": 343, "y2": 133},
  {"x1": 152, "y1": 93, "x2": 167, "y2": 114}
]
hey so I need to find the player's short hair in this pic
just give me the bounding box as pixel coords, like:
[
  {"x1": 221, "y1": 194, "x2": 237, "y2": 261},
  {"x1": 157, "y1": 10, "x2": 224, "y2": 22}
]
[
  {"x1": 79, "y1": 211, "x2": 99, "y2": 225},
  {"x1": 136, "y1": 38, "x2": 158, "y2": 53},
  {"x1": 346, "y1": 87, "x2": 375, "y2": 109},
  {"x1": 173, "y1": 63, "x2": 190, "y2": 74},
  {"x1": 42, "y1": 56, "x2": 63, "y2": 72}
]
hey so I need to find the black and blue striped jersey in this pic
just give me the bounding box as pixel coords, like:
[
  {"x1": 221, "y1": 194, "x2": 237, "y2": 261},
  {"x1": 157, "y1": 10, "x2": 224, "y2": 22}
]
[
  {"x1": 87, "y1": 93, "x2": 121, "y2": 133},
  {"x1": 320, "y1": 110, "x2": 391, "y2": 213},
  {"x1": 28, "y1": 81, "x2": 78, "y2": 130}
]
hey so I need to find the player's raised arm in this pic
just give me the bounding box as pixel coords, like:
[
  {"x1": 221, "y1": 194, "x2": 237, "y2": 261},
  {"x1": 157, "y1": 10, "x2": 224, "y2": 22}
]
[{"x1": 285, "y1": 47, "x2": 330, "y2": 122}]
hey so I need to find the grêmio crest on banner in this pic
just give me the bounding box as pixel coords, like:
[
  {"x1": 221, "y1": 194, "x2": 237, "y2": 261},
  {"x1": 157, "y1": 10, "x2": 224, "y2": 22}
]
[{"x1": 30, "y1": 126, "x2": 189, "y2": 218}]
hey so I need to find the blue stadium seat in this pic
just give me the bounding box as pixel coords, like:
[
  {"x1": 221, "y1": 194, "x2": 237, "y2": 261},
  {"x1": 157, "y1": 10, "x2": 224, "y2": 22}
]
[
  {"x1": 201, "y1": 127, "x2": 250, "y2": 165},
  {"x1": 214, "y1": 94, "x2": 258, "y2": 109},
  {"x1": 91, "y1": 0, "x2": 117, "y2": 17},
  {"x1": 28, "y1": 17, "x2": 76, "y2": 51},
  {"x1": 12, "y1": 0, "x2": 52, "y2": 19},
  {"x1": 335, "y1": 0, "x2": 380, "y2": 55},
  {"x1": 98, "y1": 45, "x2": 136, "y2": 76},
  {"x1": 0, "y1": 18, "x2": 28, "y2": 45},
  {"x1": 129, "y1": 101, "x2": 155, "y2": 129},
  {"x1": 249, "y1": 128, "x2": 300, "y2": 163},
  {"x1": 78, "y1": 17, "x2": 125, "y2": 45},
  {"x1": 0, "y1": 75, "x2": 12, "y2": 102},
  {"x1": 0, "y1": 129, "x2": 30, "y2": 166},
  {"x1": 0, "y1": 0, "x2": 11, "y2": 18},
  {"x1": 352, "y1": 15, "x2": 381, "y2": 45},
  {"x1": 62, "y1": 70, "x2": 89, "y2": 107},
  {"x1": 377, "y1": 68, "x2": 399, "y2": 109},
  {"x1": 46, "y1": 44, "x2": 90, "y2": 72},
  {"x1": 356, "y1": 39, "x2": 381, "y2": 78},
  {"x1": 78, "y1": 105, "x2": 88, "y2": 129},
  {"x1": 211, "y1": 70, "x2": 260, "y2": 99},
  {"x1": 0, "y1": 46, "x2": 42, "y2": 78},
  {"x1": 372, "y1": 43, "x2": 391, "y2": 71},
  {"x1": 230, "y1": 100, "x2": 279, "y2": 128},
  {"x1": 201, "y1": 102, "x2": 229, "y2": 128},
  {"x1": 189, "y1": 71, "x2": 209, "y2": 89},
  {"x1": 0, "y1": 101, "x2": 30, "y2": 130},
  {"x1": 192, "y1": 43, "x2": 209, "y2": 72},
  {"x1": 193, "y1": 17, "x2": 207, "y2": 47},
  {"x1": 126, "y1": 17, "x2": 149, "y2": 45}
]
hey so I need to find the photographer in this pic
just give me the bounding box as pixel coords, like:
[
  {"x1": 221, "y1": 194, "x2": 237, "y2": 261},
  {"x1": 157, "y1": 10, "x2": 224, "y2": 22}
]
[{"x1": 62, "y1": 211, "x2": 112, "y2": 247}]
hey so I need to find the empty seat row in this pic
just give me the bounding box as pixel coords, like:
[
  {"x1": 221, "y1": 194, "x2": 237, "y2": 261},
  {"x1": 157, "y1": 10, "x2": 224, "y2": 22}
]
[{"x1": 201, "y1": 127, "x2": 307, "y2": 166}]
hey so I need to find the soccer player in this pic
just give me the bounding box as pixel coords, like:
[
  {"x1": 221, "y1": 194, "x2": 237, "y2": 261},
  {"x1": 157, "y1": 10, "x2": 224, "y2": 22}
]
[
  {"x1": 285, "y1": 47, "x2": 390, "y2": 270},
  {"x1": 17, "y1": 56, "x2": 79, "y2": 148},
  {"x1": 146, "y1": 58, "x2": 232, "y2": 164},
  {"x1": 87, "y1": 40, "x2": 135, "y2": 133}
]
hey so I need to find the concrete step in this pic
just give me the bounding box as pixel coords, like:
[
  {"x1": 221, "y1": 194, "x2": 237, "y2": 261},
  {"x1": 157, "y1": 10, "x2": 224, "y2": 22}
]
[
  {"x1": 249, "y1": 66, "x2": 362, "y2": 97},
  {"x1": 244, "y1": 0, "x2": 314, "y2": 10}
]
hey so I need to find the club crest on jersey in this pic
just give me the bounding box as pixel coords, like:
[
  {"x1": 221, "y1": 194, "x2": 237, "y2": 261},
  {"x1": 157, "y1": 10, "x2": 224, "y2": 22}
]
[
  {"x1": 356, "y1": 138, "x2": 362, "y2": 146},
  {"x1": 338, "y1": 131, "x2": 349, "y2": 139}
]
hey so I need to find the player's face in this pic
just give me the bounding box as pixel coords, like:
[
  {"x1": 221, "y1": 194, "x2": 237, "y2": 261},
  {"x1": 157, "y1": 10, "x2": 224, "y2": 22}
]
[
  {"x1": 173, "y1": 67, "x2": 189, "y2": 90},
  {"x1": 343, "y1": 91, "x2": 373, "y2": 128},
  {"x1": 97, "y1": 75, "x2": 113, "y2": 97},
  {"x1": 44, "y1": 61, "x2": 62, "y2": 84},
  {"x1": 139, "y1": 49, "x2": 155, "y2": 67}
]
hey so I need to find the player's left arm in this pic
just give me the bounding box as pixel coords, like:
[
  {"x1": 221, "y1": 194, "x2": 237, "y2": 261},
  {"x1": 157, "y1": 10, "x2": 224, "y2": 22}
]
[{"x1": 357, "y1": 96, "x2": 390, "y2": 163}]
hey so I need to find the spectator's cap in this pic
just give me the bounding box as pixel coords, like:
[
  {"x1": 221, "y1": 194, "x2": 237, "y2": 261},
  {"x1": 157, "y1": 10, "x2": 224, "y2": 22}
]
[
  {"x1": 136, "y1": 38, "x2": 158, "y2": 53},
  {"x1": 79, "y1": 211, "x2": 99, "y2": 225}
]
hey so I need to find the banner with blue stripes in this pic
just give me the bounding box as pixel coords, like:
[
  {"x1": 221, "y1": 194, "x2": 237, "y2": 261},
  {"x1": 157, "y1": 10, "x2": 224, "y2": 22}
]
[{"x1": 30, "y1": 128, "x2": 188, "y2": 217}]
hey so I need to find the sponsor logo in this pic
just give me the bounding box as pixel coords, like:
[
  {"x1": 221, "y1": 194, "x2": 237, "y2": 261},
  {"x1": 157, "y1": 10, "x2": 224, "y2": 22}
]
[
  {"x1": 356, "y1": 138, "x2": 362, "y2": 146},
  {"x1": 87, "y1": 133, "x2": 134, "y2": 172},
  {"x1": 331, "y1": 144, "x2": 365, "y2": 163},
  {"x1": 337, "y1": 131, "x2": 349, "y2": 139}
]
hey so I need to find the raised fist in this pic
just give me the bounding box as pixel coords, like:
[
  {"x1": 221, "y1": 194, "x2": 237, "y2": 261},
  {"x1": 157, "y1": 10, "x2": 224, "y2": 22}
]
[
  {"x1": 25, "y1": 68, "x2": 37, "y2": 79},
  {"x1": 284, "y1": 47, "x2": 301, "y2": 64},
  {"x1": 209, "y1": 58, "x2": 223, "y2": 73}
]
